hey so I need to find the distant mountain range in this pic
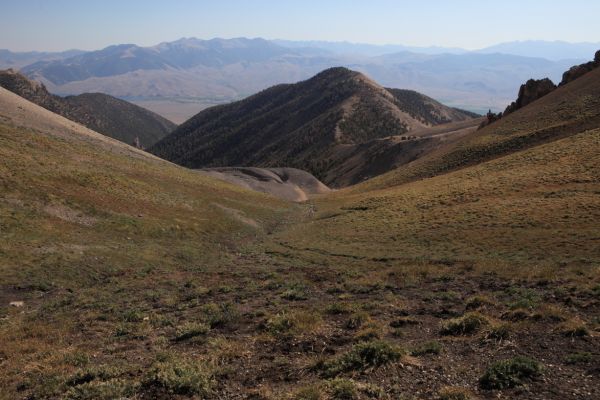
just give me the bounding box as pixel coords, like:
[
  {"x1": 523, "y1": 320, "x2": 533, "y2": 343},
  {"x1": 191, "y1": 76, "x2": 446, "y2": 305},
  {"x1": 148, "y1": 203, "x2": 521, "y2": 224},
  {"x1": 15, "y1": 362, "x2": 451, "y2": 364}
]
[
  {"x1": 0, "y1": 69, "x2": 175, "y2": 147},
  {"x1": 474, "y1": 40, "x2": 600, "y2": 61},
  {"x1": 1, "y1": 38, "x2": 595, "y2": 123},
  {"x1": 276, "y1": 39, "x2": 600, "y2": 60},
  {"x1": 0, "y1": 49, "x2": 86, "y2": 69},
  {"x1": 150, "y1": 67, "x2": 477, "y2": 186}
]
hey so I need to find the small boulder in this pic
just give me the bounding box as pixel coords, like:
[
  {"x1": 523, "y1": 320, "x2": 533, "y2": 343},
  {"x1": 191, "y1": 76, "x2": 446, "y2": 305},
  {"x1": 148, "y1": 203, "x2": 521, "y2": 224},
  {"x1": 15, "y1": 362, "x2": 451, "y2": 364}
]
[{"x1": 9, "y1": 301, "x2": 24, "y2": 307}]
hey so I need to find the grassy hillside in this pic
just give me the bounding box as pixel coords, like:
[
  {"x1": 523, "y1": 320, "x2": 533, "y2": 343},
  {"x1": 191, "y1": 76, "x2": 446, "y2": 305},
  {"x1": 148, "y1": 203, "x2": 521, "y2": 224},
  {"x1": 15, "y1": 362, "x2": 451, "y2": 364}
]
[
  {"x1": 262, "y1": 127, "x2": 600, "y2": 399},
  {"x1": 150, "y1": 68, "x2": 474, "y2": 186},
  {"x1": 273, "y1": 128, "x2": 600, "y2": 267},
  {"x1": 0, "y1": 65, "x2": 599, "y2": 399},
  {"x1": 0, "y1": 69, "x2": 176, "y2": 147},
  {"x1": 354, "y1": 66, "x2": 600, "y2": 192},
  {"x1": 0, "y1": 87, "x2": 295, "y2": 399}
]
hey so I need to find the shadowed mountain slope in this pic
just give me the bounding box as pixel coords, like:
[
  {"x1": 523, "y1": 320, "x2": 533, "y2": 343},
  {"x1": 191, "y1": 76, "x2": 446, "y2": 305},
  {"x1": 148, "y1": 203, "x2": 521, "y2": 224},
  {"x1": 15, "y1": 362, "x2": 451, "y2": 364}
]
[
  {"x1": 150, "y1": 67, "x2": 475, "y2": 186},
  {"x1": 0, "y1": 69, "x2": 176, "y2": 147}
]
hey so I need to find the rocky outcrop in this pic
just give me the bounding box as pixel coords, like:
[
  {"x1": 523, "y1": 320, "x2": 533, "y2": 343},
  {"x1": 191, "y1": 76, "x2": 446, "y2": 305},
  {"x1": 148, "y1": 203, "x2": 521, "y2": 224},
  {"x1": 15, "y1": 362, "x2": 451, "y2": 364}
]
[
  {"x1": 560, "y1": 50, "x2": 600, "y2": 86},
  {"x1": 504, "y1": 78, "x2": 557, "y2": 116},
  {"x1": 478, "y1": 50, "x2": 600, "y2": 130}
]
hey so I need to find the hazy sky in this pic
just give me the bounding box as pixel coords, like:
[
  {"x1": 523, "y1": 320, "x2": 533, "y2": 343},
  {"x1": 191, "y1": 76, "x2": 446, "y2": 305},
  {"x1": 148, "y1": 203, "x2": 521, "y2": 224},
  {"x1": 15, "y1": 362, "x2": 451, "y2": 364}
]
[{"x1": 1, "y1": 0, "x2": 599, "y2": 51}]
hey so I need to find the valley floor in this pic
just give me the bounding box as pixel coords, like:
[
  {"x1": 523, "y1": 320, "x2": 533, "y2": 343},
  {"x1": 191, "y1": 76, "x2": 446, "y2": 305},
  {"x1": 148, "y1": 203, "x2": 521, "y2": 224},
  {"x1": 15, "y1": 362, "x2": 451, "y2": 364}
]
[
  {"x1": 0, "y1": 88, "x2": 599, "y2": 399},
  {"x1": 1, "y1": 211, "x2": 598, "y2": 400}
]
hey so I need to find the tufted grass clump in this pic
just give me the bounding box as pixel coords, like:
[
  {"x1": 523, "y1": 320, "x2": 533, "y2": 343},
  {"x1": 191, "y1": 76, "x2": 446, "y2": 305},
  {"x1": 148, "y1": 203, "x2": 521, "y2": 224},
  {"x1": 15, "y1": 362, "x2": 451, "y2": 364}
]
[
  {"x1": 440, "y1": 312, "x2": 489, "y2": 335},
  {"x1": 142, "y1": 358, "x2": 214, "y2": 396},
  {"x1": 559, "y1": 318, "x2": 589, "y2": 337},
  {"x1": 465, "y1": 295, "x2": 494, "y2": 310},
  {"x1": 327, "y1": 378, "x2": 357, "y2": 399},
  {"x1": 479, "y1": 356, "x2": 543, "y2": 389},
  {"x1": 281, "y1": 282, "x2": 310, "y2": 301},
  {"x1": 202, "y1": 302, "x2": 238, "y2": 329},
  {"x1": 266, "y1": 310, "x2": 321, "y2": 337},
  {"x1": 344, "y1": 311, "x2": 369, "y2": 330},
  {"x1": 317, "y1": 340, "x2": 403, "y2": 377},
  {"x1": 565, "y1": 352, "x2": 592, "y2": 364},
  {"x1": 64, "y1": 379, "x2": 137, "y2": 400},
  {"x1": 174, "y1": 322, "x2": 210, "y2": 342},
  {"x1": 485, "y1": 323, "x2": 512, "y2": 341},
  {"x1": 411, "y1": 340, "x2": 442, "y2": 356}
]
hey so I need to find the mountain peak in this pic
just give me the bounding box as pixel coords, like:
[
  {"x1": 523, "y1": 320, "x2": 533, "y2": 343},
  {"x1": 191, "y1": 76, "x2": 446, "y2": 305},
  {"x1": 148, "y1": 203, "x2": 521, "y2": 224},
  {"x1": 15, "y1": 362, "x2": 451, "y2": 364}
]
[{"x1": 150, "y1": 68, "x2": 475, "y2": 186}]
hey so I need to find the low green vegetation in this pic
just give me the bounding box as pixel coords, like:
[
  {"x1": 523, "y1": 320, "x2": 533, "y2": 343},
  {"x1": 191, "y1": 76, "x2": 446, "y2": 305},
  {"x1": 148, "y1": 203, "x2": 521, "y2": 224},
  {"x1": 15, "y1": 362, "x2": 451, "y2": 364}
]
[
  {"x1": 317, "y1": 340, "x2": 403, "y2": 377},
  {"x1": 440, "y1": 313, "x2": 489, "y2": 336},
  {"x1": 411, "y1": 340, "x2": 443, "y2": 356},
  {"x1": 174, "y1": 322, "x2": 210, "y2": 341},
  {"x1": 565, "y1": 352, "x2": 592, "y2": 364},
  {"x1": 143, "y1": 358, "x2": 214, "y2": 396},
  {"x1": 479, "y1": 356, "x2": 543, "y2": 390},
  {"x1": 2, "y1": 69, "x2": 600, "y2": 398}
]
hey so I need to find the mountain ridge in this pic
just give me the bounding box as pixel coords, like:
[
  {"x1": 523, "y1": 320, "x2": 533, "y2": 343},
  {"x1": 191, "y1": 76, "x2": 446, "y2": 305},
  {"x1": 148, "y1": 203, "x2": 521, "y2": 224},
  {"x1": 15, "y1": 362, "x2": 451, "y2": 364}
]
[
  {"x1": 0, "y1": 69, "x2": 176, "y2": 147},
  {"x1": 7, "y1": 37, "x2": 578, "y2": 122},
  {"x1": 150, "y1": 67, "x2": 476, "y2": 186}
]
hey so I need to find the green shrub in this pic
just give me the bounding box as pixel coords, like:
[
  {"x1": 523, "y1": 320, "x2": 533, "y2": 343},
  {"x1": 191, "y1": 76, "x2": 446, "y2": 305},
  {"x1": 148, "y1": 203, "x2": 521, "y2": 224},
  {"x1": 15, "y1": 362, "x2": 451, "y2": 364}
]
[
  {"x1": 328, "y1": 378, "x2": 357, "y2": 400},
  {"x1": 440, "y1": 312, "x2": 489, "y2": 335},
  {"x1": 318, "y1": 340, "x2": 403, "y2": 377},
  {"x1": 122, "y1": 309, "x2": 144, "y2": 322},
  {"x1": 174, "y1": 322, "x2": 210, "y2": 341},
  {"x1": 354, "y1": 327, "x2": 381, "y2": 342},
  {"x1": 565, "y1": 352, "x2": 592, "y2": 364},
  {"x1": 411, "y1": 340, "x2": 442, "y2": 356},
  {"x1": 505, "y1": 288, "x2": 540, "y2": 310},
  {"x1": 294, "y1": 385, "x2": 323, "y2": 400},
  {"x1": 202, "y1": 302, "x2": 238, "y2": 328},
  {"x1": 143, "y1": 358, "x2": 214, "y2": 396},
  {"x1": 479, "y1": 356, "x2": 543, "y2": 389},
  {"x1": 266, "y1": 312, "x2": 295, "y2": 335},
  {"x1": 66, "y1": 366, "x2": 122, "y2": 387},
  {"x1": 281, "y1": 283, "x2": 309, "y2": 300},
  {"x1": 64, "y1": 379, "x2": 136, "y2": 400}
]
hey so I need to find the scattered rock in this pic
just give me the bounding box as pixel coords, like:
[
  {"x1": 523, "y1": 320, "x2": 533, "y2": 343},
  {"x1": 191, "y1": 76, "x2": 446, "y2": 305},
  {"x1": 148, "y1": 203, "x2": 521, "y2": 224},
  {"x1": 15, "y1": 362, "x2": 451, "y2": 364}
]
[{"x1": 9, "y1": 301, "x2": 24, "y2": 307}]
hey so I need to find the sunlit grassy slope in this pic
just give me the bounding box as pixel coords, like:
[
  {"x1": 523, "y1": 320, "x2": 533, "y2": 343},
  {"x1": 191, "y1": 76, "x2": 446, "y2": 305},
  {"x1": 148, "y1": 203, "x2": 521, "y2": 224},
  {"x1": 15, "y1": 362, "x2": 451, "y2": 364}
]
[
  {"x1": 0, "y1": 112, "x2": 292, "y2": 290},
  {"x1": 0, "y1": 65, "x2": 599, "y2": 399},
  {"x1": 271, "y1": 127, "x2": 600, "y2": 269},
  {"x1": 354, "y1": 67, "x2": 600, "y2": 192},
  {"x1": 0, "y1": 88, "x2": 295, "y2": 398}
]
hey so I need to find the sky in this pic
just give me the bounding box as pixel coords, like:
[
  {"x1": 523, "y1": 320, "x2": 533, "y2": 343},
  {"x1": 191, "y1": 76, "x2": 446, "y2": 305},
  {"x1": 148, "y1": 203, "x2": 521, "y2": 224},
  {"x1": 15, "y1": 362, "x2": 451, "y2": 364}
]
[{"x1": 1, "y1": 0, "x2": 599, "y2": 52}]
